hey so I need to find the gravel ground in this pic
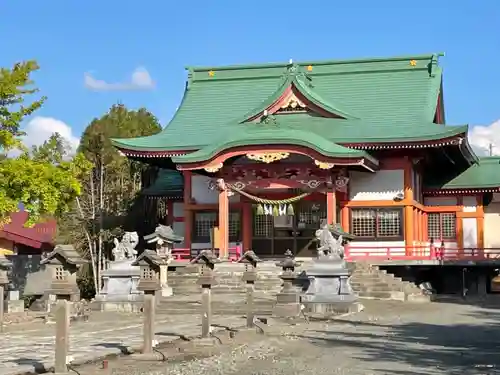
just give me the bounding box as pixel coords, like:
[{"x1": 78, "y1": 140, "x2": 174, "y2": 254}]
[{"x1": 78, "y1": 300, "x2": 500, "y2": 375}]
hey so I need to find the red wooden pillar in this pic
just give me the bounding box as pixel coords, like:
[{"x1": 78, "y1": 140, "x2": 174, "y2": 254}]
[
  {"x1": 182, "y1": 171, "x2": 192, "y2": 250},
  {"x1": 218, "y1": 184, "x2": 229, "y2": 259},
  {"x1": 242, "y1": 203, "x2": 252, "y2": 252},
  {"x1": 327, "y1": 190, "x2": 337, "y2": 224}
]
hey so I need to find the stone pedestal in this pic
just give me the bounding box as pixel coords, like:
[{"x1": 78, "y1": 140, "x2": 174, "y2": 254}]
[
  {"x1": 158, "y1": 264, "x2": 172, "y2": 297},
  {"x1": 5, "y1": 290, "x2": 24, "y2": 313},
  {"x1": 302, "y1": 257, "x2": 362, "y2": 317},
  {"x1": 95, "y1": 259, "x2": 143, "y2": 312},
  {"x1": 273, "y1": 271, "x2": 302, "y2": 318}
]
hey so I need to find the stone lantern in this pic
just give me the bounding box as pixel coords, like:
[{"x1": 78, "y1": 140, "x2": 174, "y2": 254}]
[
  {"x1": 237, "y1": 250, "x2": 262, "y2": 327},
  {"x1": 0, "y1": 252, "x2": 12, "y2": 286},
  {"x1": 273, "y1": 249, "x2": 302, "y2": 318},
  {"x1": 0, "y1": 253, "x2": 12, "y2": 331},
  {"x1": 40, "y1": 245, "x2": 88, "y2": 303},
  {"x1": 144, "y1": 224, "x2": 184, "y2": 261},
  {"x1": 190, "y1": 250, "x2": 220, "y2": 337},
  {"x1": 132, "y1": 250, "x2": 166, "y2": 296},
  {"x1": 143, "y1": 225, "x2": 184, "y2": 296}
]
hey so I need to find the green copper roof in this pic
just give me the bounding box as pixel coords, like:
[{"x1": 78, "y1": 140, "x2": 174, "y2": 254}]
[
  {"x1": 114, "y1": 114, "x2": 468, "y2": 152},
  {"x1": 171, "y1": 125, "x2": 376, "y2": 165},
  {"x1": 141, "y1": 169, "x2": 183, "y2": 198},
  {"x1": 112, "y1": 53, "x2": 450, "y2": 152},
  {"x1": 433, "y1": 157, "x2": 500, "y2": 190}
]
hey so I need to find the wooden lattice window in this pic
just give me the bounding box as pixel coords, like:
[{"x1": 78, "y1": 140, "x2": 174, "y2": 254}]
[
  {"x1": 253, "y1": 214, "x2": 273, "y2": 238},
  {"x1": 350, "y1": 208, "x2": 403, "y2": 240},
  {"x1": 228, "y1": 212, "x2": 241, "y2": 241},
  {"x1": 194, "y1": 212, "x2": 216, "y2": 242},
  {"x1": 296, "y1": 202, "x2": 326, "y2": 229},
  {"x1": 428, "y1": 213, "x2": 456, "y2": 240},
  {"x1": 193, "y1": 211, "x2": 241, "y2": 242}
]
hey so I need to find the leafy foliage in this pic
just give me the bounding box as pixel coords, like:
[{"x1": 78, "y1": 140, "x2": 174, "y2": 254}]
[
  {"x1": 57, "y1": 104, "x2": 162, "y2": 295},
  {"x1": 0, "y1": 61, "x2": 92, "y2": 225},
  {"x1": 0, "y1": 61, "x2": 46, "y2": 151}
]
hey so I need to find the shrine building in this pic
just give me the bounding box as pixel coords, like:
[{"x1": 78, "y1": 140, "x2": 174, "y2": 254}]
[{"x1": 112, "y1": 53, "x2": 500, "y2": 263}]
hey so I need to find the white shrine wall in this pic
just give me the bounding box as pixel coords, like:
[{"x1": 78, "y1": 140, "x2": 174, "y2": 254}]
[
  {"x1": 484, "y1": 193, "x2": 500, "y2": 251},
  {"x1": 191, "y1": 175, "x2": 240, "y2": 204},
  {"x1": 347, "y1": 170, "x2": 406, "y2": 255},
  {"x1": 348, "y1": 170, "x2": 404, "y2": 201}
]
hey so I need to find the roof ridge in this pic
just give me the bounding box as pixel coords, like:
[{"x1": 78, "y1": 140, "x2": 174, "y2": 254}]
[{"x1": 187, "y1": 53, "x2": 445, "y2": 72}]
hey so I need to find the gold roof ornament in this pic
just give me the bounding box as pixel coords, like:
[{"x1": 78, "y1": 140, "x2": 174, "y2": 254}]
[
  {"x1": 307, "y1": 65, "x2": 313, "y2": 71},
  {"x1": 246, "y1": 152, "x2": 290, "y2": 163},
  {"x1": 204, "y1": 163, "x2": 223, "y2": 173},
  {"x1": 280, "y1": 92, "x2": 306, "y2": 110},
  {"x1": 410, "y1": 60, "x2": 417, "y2": 67},
  {"x1": 314, "y1": 160, "x2": 335, "y2": 169},
  {"x1": 208, "y1": 70, "x2": 215, "y2": 77}
]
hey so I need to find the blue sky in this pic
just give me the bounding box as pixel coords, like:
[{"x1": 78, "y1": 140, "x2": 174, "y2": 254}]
[{"x1": 1, "y1": 0, "x2": 499, "y2": 153}]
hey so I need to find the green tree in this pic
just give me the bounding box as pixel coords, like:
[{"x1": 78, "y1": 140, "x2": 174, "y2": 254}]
[
  {"x1": 0, "y1": 61, "x2": 45, "y2": 151},
  {"x1": 58, "y1": 104, "x2": 162, "y2": 294},
  {"x1": 0, "y1": 61, "x2": 92, "y2": 224}
]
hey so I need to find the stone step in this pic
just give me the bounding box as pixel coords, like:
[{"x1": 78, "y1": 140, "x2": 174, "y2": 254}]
[
  {"x1": 169, "y1": 276, "x2": 282, "y2": 283},
  {"x1": 170, "y1": 286, "x2": 281, "y2": 293},
  {"x1": 406, "y1": 293, "x2": 431, "y2": 303},
  {"x1": 168, "y1": 280, "x2": 282, "y2": 288},
  {"x1": 358, "y1": 291, "x2": 406, "y2": 301},
  {"x1": 354, "y1": 285, "x2": 404, "y2": 293},
  {"x1": 156, "y1": 299, "x2": 275, "y2": 315}
]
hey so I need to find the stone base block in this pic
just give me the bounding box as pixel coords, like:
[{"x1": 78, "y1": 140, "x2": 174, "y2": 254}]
[
  {"x1": 305, "y1": 301, "x2": 364, "y2": 319},
  {"x1": 272, "y1": 302, "x2": 302, "y2": 318},
  {"x1": 5, "y1": 299, "x2": 24, "y2": 313},
  {"x1": 93, "y1": 295, "x2": 144, "y2": 313}
]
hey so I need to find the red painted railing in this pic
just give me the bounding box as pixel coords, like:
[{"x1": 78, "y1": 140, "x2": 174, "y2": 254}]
[
  {"x1": 344, "y1": 244, "x2": 500, "y2": 262},
  {"x1": 172, "y1": 245, "x2": 243, "y2": 262}
]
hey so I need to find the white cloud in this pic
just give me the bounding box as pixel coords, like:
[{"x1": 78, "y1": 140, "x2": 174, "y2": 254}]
[
  {"x1": 469, "y1": 120, "x2": 500, "y2": 156},
  {"x1": 84, "y1": 67, "x2": 155, "y2": 91},
  {"x1": 22, "y1": 116, "x2": 80, "y2": 155}
]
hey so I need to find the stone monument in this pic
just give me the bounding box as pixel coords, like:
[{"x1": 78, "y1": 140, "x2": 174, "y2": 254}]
[
  {"x1": 96, "y1": 232, "x2": 143, "y2": 312},
  {"x1": 143, "y1": 225, "x2": 184, "y2": 296},
  {"x1": 302, "y1": 220, "x2": 363, "y2": 316}
]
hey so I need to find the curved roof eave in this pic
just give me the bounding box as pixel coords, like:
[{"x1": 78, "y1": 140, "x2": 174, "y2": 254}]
[
  {"x1": 171, "y1": 130, "x2": 378, "y2": 166},
  {"x1": 111, "y1": 80, "x2": 192, "y2": 150}
]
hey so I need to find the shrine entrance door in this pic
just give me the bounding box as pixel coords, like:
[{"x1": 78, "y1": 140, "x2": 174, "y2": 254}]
[{"x1": 251, "y1": 200, "x2": 332, "y2": 258}]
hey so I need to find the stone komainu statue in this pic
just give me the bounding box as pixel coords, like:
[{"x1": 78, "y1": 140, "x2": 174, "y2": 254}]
[
  {"x1": 112, "y1": 231, "x2": 139, "y2": 261},
  {"x1": 315, "y1": 221, "x2": 344, "y2": 260}
]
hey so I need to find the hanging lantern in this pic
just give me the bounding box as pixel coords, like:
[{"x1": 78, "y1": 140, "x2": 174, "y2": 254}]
[
  {"x1": 256, "y1": 204, "x2": 264, "y2": 216},
  {"x1": 287, "y1": 204, "x2": 295, "y2": 216}
]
